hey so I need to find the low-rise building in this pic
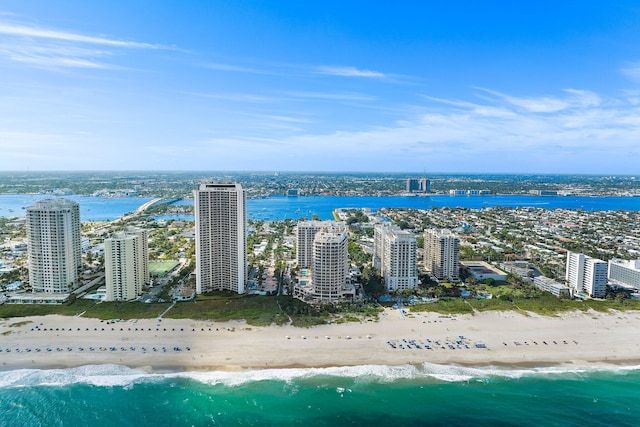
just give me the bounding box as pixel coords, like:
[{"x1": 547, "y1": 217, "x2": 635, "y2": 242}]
[
  {"x1": 533, "y1": 276, "x2": 570, "y2": 298},
  {"x1": 461, "y1": 261, "x2": 507, "y2": 282}
]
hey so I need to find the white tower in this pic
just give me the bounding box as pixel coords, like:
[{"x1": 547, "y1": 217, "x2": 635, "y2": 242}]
[
  {"x1": 194, "y1": 182, "x2": 246, "y2": 294},
  {"x1": 26, "y1": 198, "x2": 81, "y2": 293}
]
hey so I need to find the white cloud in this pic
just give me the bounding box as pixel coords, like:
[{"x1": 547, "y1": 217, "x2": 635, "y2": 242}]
[
  {"x1": 316, "y1": 66, "x2": 386, "y2": 78},
  {"x1": 186, "y1": 88, "x2": 640, "y2": 172},
  {"x1": 283, "y1": 91, "x2": 377, "y2": 102},
  {"x1": 473, "y1": 88, "x2": 601, "y2": 113},
  {"x1": 0, "y1": 20, "x2": 172, "y2": 70},
  {"x1": 0, "y1": 23, "x2": 168, "y2": 49}
]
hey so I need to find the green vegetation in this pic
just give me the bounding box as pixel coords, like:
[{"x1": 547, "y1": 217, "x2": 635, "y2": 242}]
[
  {"x1": 344, "y1": 209, "x2": 369, "y2": 225},
  {"x1": 410, "y1": 294, "x2": 640, "y2": 316},
  {"x1": 149, "y1": 261, "x2": 180, "y2": 276}
]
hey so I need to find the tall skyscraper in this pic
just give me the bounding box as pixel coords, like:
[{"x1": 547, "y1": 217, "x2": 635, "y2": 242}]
[
  {"x1": 374, "y1": 223, "x2": 418, "y2": 292},
  {"x1": 297, "y1": 220, "x2": 334, "y2": 268},
  {"x1": 311, "y1": 224, "x2": 349, "y2": 302},
  {"x1": 418, "y1": 177, "x2": 431, "y2": 193},
  {"x1": 424, "y1": 228, "x2": 460, "y2": 281},
  {"x1": 26, "y1": 198, "x2": 82, "y2": 293},
  {"x1": 104, "y1": 227, "x2": 149, "y2": 301},
  {"x1": 406, "y1": 178, "x2": 420, "y2": 192},
  {"x1": 566, "y1": 252, "x2": 607, "y2": 298},
  {"x1": 406, "y1": 177, "x2": 430, "y2": 193},
  {"x1": 194, "y1": 182, "x2": 247, "y2": 294}
]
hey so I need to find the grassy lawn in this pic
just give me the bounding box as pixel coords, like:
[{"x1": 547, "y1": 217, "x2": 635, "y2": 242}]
[{"x1": 149, "y1": 260, "x2": 180, "y2": 276}]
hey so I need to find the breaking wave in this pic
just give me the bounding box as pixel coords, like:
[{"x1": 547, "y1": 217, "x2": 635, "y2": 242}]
[{"x1": 2, "y1": 362, "x2": 639, "y2": 389}]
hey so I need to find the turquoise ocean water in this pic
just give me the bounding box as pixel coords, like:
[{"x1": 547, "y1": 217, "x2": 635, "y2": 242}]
[{"x1": 1, "y1": 364, "x2": 639, "y2": 426}]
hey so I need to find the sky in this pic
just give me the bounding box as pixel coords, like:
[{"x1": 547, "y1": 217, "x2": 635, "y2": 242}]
[{"x1": 1, "y1": 1, "x2": 640, "y2": 173}]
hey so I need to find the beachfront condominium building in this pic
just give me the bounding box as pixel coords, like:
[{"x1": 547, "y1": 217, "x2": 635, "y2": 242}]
[
  {"x1": 297, "y1": 221, "x2": 336, "y2": 268},
  {"x1": 104, "y1": 227, "x2": 149, "y2": 301},
  {"x1": 565, "y1": 252, "x2": 607, "y2": 298},
  {"x1": 26, "y1": 198, "x2": 82, "y2": 294},
  {"x1": 311, "y1": 225, "x2": 349, "y2": 301},
  {"x1": 374, "y1": 223, "x2": 418, "y2": 291},
  {"x1": 194, "y1": 182, "x2": 247, "y2": 294},
  {"x1": 608, "y1": 259, "x2": 640, "y2": 290},
  {"x1": 424, "y1": 228, "x2": 460, "y2": 281}
]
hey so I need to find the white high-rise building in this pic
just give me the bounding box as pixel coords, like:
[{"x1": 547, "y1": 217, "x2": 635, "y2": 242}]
[
  {"x1": 297, "y1": 221, "x2": 335, "y2": 268},
  {"x1": 565, "y1": 252, "x2": 607, "y2": 298},
  {"x1": 104, "y1": 227, "x2": 149, "y2": 301},
  {"x1": 374, "y1": 223, "x2": 418, "y2": 292},
  {"x1": 311, "y1": 225, "x2": 349, "y2": 302},
  {"x1": 194, "y1": 182, "x2": 246, "y2": 294},
  {"x1": 565, "y1": 252, "x2": 585, "y2": 293},
  {"x1": 608, "y1": 259, "x2": 640, "y2": 290},
  {"x1": 424, "y1": 229, "x2": 460, "y2": 281},
  {"x1": 26, "y1": 198, "x2": 81, "y2": 293}
]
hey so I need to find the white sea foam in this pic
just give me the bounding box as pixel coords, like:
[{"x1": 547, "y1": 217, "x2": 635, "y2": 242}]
[{"x1": 1, "y1": 363, "x2": 639, "y2": 389}]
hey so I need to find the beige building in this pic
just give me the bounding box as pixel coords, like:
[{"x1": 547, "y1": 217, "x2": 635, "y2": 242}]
[
  {"x1": 296, "y1": 221, "x2": 335, "y2": 268},
  {"x1": 194, "y1": 182, "x2": 247, "y2": 294},
  {"x1": 26, "y1": 198, "x2": 81, "y2": 293},
  {"x1": 104, "y1": 227, "x2": 149, "y2": 301},
  {"x1": 374, "y1": 223, "x2": 418, "y2": 292},
  {"x1": 424, "y1": 228, "x2": 460, "y2": 281},
  {"x1": 294, "y1": 223, "x2": 356, "y2": 303}
]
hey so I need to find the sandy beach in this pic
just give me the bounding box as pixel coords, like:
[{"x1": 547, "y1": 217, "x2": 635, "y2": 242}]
[{"x1": 2, "y1": 308, "x2": 640, "y2": 371}]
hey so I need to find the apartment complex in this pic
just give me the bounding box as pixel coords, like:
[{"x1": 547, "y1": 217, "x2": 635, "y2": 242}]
[
  {"x1": 373, "y1": 223, "x2": 418, "y2": 292},
  {"x1": 565, "y1": 252, "x2": 607, "y2": 298},
  {"x1": 104, "y1": 227, "x2": 149, "y2": 301},
  {"x1": 26, "y1": 198, "x2": 82, "y2": 293},
  {"x1": 608, "y1": 258, "x2": 640, "y2": 290},
  {"x1": 194, "y1": 182, "x2": 247, "y2": 294},
  {"x1": 424, "y1": 228, "x2": 460, "y2": 281},
  {"x1": 533, "y1": 276, "x2": 571, "y2": 298},
  {"x1": 294, "y1": 222, "x2": 355, "y2": 302},
  {"x1": 296, "y1": 220, "x2": 335, "y2": 268}
]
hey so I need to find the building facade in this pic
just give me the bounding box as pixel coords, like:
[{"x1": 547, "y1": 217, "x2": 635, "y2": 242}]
[
  {"x1": 294, "y1": 222, "x2": 355, "y2": 303},
  {"x1": 406, "y1": 177, "x2": 430, "y2": 193},
  {"x1": 533, "y1": 276, "x2": 570, "y2": 298},
  {"x1": 26, "y1": 198, "x2": 81, "y2": 293},
  {"x1": 608, "y1": 259, "x2": 640, "y2": 290},
  {"x1": 374, "y1": 223, "x2": 418, "y2": 292},
  {"x1": 565, "y1": 252, "x2": 607, "y2": 298},
  {"x1": 424, "y1": 228, "x2": 460, "y2": 281},
  {"x1": 311, "y1": 225, "x2": 349, "y2": 302},
  {"x1": 104, "y1": 227, "x2": 149, "y2": 301},
  {"x1": 297, "y1": 221, "x2": 335, "y2": 268},
  {"x1": 194, "y1": 182, "x2": 247, "y2": 294}
]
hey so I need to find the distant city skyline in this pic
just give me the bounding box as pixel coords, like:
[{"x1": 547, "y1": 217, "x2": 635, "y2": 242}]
[{"x1": 1, "y1": 2, "x2": 640, "y2": 173}]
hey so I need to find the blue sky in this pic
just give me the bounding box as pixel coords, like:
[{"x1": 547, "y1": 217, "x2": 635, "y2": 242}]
[{"x1": 1, "y1": 1, "x2": 640, "y2": 173}]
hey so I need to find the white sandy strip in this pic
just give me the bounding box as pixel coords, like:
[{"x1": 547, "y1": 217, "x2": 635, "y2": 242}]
[{"x1": 1, "y1": 309, "x2": 640, "y2": 371}]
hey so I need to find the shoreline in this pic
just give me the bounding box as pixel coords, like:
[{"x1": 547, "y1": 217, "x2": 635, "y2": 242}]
[{"x1": 2, "y1": 309, "x2": 640, "y2": 373}]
